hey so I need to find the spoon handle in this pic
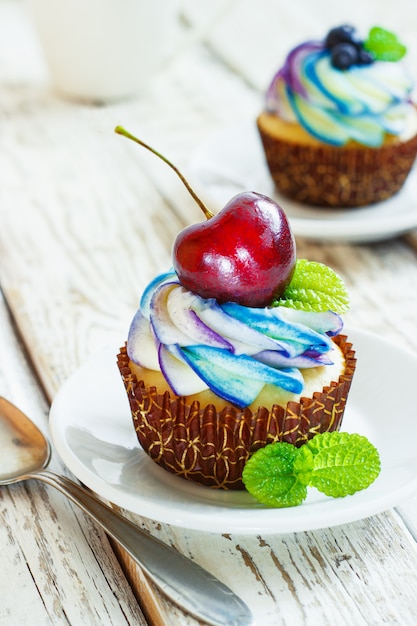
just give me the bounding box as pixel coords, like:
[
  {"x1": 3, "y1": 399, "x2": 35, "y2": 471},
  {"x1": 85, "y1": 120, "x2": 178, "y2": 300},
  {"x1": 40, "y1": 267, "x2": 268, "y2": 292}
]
[{"x1": 31, "y1": 469, "x2": 252, "y2": 626}]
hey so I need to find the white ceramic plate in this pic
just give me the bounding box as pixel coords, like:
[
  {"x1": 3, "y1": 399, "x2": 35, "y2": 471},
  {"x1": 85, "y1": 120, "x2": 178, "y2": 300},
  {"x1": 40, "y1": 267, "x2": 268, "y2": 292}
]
[
  {"x1": 187, "y1": 122, "x2": 417, "y2": 243},
  {"x1": 49, "y1": 327, "x2": 417, "y2": 535}
]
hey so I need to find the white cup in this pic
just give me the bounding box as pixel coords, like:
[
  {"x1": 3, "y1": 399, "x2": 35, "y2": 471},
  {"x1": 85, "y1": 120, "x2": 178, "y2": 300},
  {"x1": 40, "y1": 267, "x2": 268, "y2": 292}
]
[{"x1": 27, "y1": 0, "x2": 234, "y2": 103}]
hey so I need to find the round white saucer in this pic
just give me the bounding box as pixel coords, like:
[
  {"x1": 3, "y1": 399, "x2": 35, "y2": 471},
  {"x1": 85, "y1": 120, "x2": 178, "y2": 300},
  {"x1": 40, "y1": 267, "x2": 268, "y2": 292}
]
[
  {"x1": 187, "y1": 122, "x2": 417, "y2": 243},
  {"x1": 49, "y1": 327, "x2": 417, "y2": 534}
]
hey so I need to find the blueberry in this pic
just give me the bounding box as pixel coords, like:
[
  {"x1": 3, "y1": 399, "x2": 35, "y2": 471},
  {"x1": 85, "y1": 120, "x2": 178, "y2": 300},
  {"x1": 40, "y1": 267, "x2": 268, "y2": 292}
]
[
  {"x1": 325, "y1": 25, "x2": 358, "y2": 49},
  {"x1": 331, "y1": 42, "x2": 360, "y2": 69},
  {"x1": 358, "y1": 48, "x2": 374, "y2": 65}
]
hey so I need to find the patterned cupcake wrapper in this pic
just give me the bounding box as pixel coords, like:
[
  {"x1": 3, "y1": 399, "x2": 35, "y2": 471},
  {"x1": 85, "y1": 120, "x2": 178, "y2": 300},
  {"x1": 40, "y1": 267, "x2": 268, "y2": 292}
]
[
  {"x1": 257, "y1": 113, "x2": 417, "y2": 208},
  {"x1": 117, "y1": 334, "x2": 356, "y2": 489}
]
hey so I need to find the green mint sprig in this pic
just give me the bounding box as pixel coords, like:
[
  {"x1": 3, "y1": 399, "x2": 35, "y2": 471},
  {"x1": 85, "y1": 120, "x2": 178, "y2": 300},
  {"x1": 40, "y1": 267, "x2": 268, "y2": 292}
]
[
  {"x1": 364, "y1": 27, "x2": 407, "y2": 62},
  {"x1": 242, "y1": 432, "x2": 381, "y2": 508},
  {"x1": 273, "y1": 259, "x2": 350, "y2": 313}
]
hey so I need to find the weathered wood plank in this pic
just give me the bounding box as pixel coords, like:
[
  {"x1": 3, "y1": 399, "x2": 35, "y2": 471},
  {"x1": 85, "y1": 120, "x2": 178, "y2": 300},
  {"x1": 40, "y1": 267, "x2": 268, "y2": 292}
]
[
  {"x1": 0, "y1": 290, "x2": 147, "y2": 625},
  {"x1": 111, "y1": 506, "x2": 417, "y2": 626}
]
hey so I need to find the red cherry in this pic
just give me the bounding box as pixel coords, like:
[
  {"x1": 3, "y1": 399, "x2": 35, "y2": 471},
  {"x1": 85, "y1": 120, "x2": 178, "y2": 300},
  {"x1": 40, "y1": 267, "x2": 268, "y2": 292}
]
[
  {"x1": 115, "y1": 127, "x2": 296, "y2": 307},
  {"x1": 173, "y1": 192, "x2": 296, "y2": 307}
]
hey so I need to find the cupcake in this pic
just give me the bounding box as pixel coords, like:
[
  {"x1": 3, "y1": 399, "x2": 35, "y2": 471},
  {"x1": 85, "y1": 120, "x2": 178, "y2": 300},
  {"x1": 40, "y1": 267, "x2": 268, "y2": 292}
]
[
  {"x1": 115, "y1": 128, "x2": 355, "y2": 490},
  {"x1": 257, "y1": 25, "x2": 417, "y2": 207},
  {"x1": 117, "y1": 279, "x2": 355, "y2": 489},
  {"x1": 117, "y1": 236, "x2": 355, "y2": 489}
]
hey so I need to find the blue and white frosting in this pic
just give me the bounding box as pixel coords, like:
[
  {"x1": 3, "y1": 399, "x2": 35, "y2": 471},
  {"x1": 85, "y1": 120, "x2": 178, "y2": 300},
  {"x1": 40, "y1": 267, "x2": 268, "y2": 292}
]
[
  {"x1": 266, "y1": 40, "x2": 417, "y2": 147},
  {"x1": 127, "y1": 271, "x2": 343, "y2": 409}
]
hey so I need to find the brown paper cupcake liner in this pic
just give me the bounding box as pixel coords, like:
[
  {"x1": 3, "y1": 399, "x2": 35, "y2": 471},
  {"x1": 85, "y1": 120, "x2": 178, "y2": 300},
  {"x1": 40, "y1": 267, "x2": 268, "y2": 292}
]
[
  {"x1": 117, "y1": 334, "x2": 356, "y2": 489},
  {"x1": 257, "y1": 113, "x2": 417, "y2": 208}
]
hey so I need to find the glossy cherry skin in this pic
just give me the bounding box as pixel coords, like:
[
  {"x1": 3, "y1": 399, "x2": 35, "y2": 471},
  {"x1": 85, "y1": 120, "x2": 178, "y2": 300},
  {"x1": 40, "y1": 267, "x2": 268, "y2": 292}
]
[{"x1": 172, "y1": 192, "x2": 296, "y2": 307}]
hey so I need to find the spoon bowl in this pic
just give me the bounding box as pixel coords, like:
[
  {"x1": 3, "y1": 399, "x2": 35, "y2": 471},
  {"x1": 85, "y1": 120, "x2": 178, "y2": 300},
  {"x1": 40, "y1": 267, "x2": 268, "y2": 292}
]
[
  {"x1": 0, "y1": 398, "x2": 50, "y2": 482},
  {"x1": 0, "y1": 396, "x2": 253, "y2": 626}
]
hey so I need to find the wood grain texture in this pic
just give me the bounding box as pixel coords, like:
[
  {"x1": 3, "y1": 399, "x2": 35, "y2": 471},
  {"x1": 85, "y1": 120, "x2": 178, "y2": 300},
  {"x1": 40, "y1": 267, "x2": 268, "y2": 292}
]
[
  {"x1": 1, "y1": 1, "x2": 417, "y2": 625},
  {"x1": 0, "y1": 291, "x2": 147, "y2": 626}
]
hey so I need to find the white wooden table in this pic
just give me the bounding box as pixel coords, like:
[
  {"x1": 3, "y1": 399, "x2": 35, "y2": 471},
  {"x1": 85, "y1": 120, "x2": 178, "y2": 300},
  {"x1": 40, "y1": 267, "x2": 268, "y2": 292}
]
[{"x1": 2, "y1": 1, "x2": 417, "y2": 624}]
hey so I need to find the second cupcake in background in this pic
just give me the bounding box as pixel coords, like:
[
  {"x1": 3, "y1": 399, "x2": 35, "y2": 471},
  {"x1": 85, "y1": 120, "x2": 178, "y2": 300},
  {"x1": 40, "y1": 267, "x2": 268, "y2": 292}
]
[{"x1": 257, "y1": 25, "x2": 417, "y2": 207}]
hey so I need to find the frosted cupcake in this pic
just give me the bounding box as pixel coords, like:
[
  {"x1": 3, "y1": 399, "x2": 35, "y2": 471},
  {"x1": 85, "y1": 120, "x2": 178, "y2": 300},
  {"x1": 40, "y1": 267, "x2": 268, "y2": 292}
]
[
  {"x1": 257, "y1": 25, "x2": 417, "y2": 207},
  {"x1": 117, "y1": 261, "x2": 355, "y2": 490},
  {"x1": 114, "y1": 127, "x2": 356, "y2": 490}
]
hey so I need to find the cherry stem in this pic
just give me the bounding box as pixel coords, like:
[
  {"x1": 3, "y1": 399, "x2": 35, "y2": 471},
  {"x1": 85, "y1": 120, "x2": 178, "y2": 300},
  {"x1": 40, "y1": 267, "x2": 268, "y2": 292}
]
[{"x1": 115, "y1": 126, "x2": 214, "y2": 220}]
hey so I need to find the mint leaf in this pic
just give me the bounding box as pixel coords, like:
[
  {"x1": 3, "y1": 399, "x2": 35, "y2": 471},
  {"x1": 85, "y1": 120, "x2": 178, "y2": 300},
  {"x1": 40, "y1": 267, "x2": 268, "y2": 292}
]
[
  {"x1": 364, "y1": 27, "x2": 407, "y2": 62},
  {"x1": 306, "y1": 432, "x2": 381, "y2": 497},
  {"x1": 242, "y1": 442, "x2": 309, "y2": 507},
  {"x1": 273, "y1": 259, "x2": 350, "y2": 313},
  {"x1": 243, "y1": 432, "x2": 381, "y2": 507}
]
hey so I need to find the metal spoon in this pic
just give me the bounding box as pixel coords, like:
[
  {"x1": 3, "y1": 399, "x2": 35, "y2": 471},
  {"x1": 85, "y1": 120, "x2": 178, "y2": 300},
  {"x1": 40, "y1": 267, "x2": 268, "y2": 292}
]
[{"x1": 0, "y1": 396, "x2": 253, "y2": 626}]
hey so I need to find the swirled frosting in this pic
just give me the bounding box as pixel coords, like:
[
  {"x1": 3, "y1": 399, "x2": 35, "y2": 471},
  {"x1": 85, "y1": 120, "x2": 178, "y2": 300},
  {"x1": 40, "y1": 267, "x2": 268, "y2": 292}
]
[
  {"x1": 266, "y1": 40, "x2": 417, "y2": 147},
  {"x1": 127, "y1": 270, "x2": 344, "y2": 408}
]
